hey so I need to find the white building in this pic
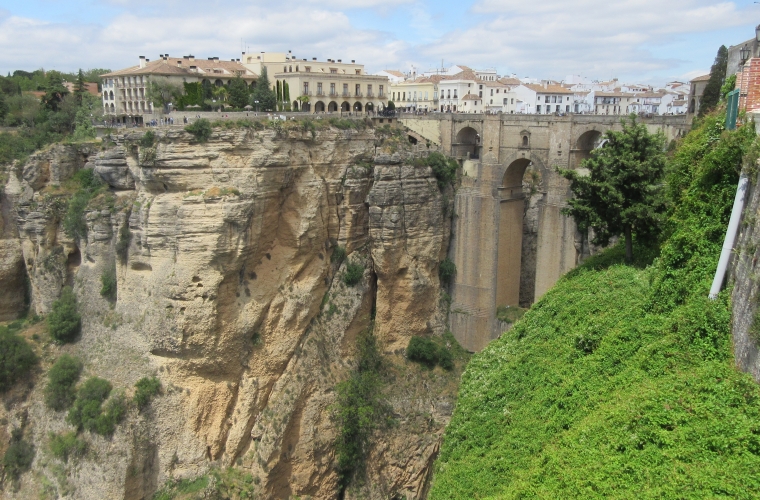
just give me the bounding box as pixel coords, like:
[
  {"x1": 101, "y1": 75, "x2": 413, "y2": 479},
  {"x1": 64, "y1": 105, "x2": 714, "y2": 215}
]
[
  {"x1": 375, "y1": 70, "x2": 407, "y2": 84},
  {"x1": 512, "y1": 83, "x2": 574, "y2": 114}
]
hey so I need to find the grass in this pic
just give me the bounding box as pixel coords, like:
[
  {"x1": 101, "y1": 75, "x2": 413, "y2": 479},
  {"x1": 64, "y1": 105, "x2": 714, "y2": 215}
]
[{"x1": 430, "y1": 110, "x2": 760, "y2": 499}]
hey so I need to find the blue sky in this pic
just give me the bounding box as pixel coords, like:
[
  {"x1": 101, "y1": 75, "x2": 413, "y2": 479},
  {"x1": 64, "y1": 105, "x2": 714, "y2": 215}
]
[{"x1": 1, "y1": 0, "x2": 758, "y2": 84}]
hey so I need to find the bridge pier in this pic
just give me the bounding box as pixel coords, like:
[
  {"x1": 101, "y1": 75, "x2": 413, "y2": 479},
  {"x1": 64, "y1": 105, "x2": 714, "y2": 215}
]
[{"x1": 401, "y1": 113, "x2": 689, "y2": 351}]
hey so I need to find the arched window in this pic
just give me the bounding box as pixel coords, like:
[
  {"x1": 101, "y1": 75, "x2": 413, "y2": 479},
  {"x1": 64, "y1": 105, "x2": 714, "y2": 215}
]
[
  {"x1": 110, "y1": 91, "x2": 114, "y2": 100},
  {"x1": 522, "y1": 135, "x2": 528, "y2": 147}
]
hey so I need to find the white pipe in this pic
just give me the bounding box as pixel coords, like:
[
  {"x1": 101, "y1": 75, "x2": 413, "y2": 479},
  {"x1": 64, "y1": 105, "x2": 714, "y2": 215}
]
[{"x1": 709, "y1": 172, "x2": 750, "y2": 299}]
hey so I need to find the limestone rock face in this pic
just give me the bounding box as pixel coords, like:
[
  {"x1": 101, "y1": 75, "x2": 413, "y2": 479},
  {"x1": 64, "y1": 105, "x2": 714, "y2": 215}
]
[{"x1": 0, "y1": 124, "x2": 457, "y2": 500}]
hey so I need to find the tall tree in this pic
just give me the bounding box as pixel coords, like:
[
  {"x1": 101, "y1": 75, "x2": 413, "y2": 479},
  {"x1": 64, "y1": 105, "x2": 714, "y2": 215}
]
[
  {"x1": 73, "y1": 69, "x2": 87, "y2": 104},
  {"x1": 227, "y1": 77, "x2": 249, "y2": 109},
  {"x1": 283, "y1": 81, "x2": 290, "y2": 109},
  {"x1": 276, "y1": 80, "x2": 282, "y2": 110},
  {"x1": 146, "y1": 77, "x2": 184, "y2": 113},
  {"x1": 559, "y1": 115, "x2": 666, "y2": 263},
  {"x1": 699, "y1": 45, "x2": 728, "y2": 116},
  {"x1": 42, "y1": 71, "x2": 70, "y2": 112},
  {"x1": 250, "y1": 68, "x2": 276, "y2": 112}
]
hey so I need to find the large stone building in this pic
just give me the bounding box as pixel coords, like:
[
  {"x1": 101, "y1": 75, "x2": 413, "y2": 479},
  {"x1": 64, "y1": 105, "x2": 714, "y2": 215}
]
[
  {"x1": 101, "y1": 55, "x2": 258, "y2": 123},
  {"x1": 241, "y1": 51, "x2": 389, "y2": 113}
]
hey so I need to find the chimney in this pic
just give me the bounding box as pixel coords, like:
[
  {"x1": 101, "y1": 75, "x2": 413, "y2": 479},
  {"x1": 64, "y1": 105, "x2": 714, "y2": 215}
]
[
  {"x1": 214, "y1": 57, "x2": 219, "y2": 61},
  {"x1": 543, "y1": 81, "x2": 548, "y2": 89},
  {"x1": 338, "y1": 59, "x2": 342, "y2": 63},
  {"x1": 139, "y1": 56, "x2": 146, "y2": 68},
  {"x1": 313, "y1": 57, "x2": 317, "y2": 61},
  {"x1": 177, "y1": 60, "x2": 182, "y2": 67},
  {"x1": 189, "y1": 55, "x2": 195, "y2": 62},
  {"x1": 351, "y1": 60, "x2": 355, "y2": 63}
]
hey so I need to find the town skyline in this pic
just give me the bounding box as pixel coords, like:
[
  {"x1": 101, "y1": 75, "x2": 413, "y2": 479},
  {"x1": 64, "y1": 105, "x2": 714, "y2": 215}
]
[{"x1": 0, "y1": 0, "x2": 759, "y2": 84}]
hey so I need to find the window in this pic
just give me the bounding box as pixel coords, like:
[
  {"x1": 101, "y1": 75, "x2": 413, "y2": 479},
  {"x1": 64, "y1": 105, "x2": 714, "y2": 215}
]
[
  {"x1": 537, "y1": 105, "x2": 541, "y2": 113},
  {"x1": 330, "y1": 68, "x2": 337, "y2": 74},
  {"x1": 330, "y1": 82, "x2": 335, "y2": 95},
  {"x1": 479, "y1": 85, "x2": 483, "y2": 89},
  {"x1": 434, "y1": 91, "x2": 437, "y2": 99},
  {"x1": 545, "y1": 96, "x2": 550, "y2": 103},
  {"x1": 425, "y1": 91, "x2": 428, "y2": 99},
  {"x1": 413, "y1": 91, "x2": 416, "y2": 100},
  {"x1": 551, "y1": 96, "x2": 556, "y2": 103},
  {"x1": 403, "y1": 92, "x2": 406, "y2": 101},
  {"x1": 503, "y1": 98, "x2": 507, "y2": 105},
  {"x1": 566, "y1": 105, "x2": 570, "y2": 112},
  {"x1": 305, "y1": 67, "x2": 311, "y2": 72},
  {"x1": 490, "y1": 99, "x2": 493, "y2": 104},
  {"x1": 317, "y1": 82, "x2": 323, "y2": 94},
  {"x1": 379, "y1": 85, "x2": 384, "y2": 97},
  {"x1": 556, "y1": 105, "x2": 560, "y2": 112},
  {"x1": 447, "y1": 90, "x2": 450, "y2": 98},
  {"x1": 355, "y1": 69, "x2": 361, "y2": 75},
  {"x1": 454, "y1": 91, "x2": 457, "y2": 98},
  {"x1": 522, "y1": 136, "x2": 528, "y2": 147},
  {"x1": 479, "y1": 91, "x2": 482, "y2": 97},
  {"x1": 356, "y1": 84, "x2": 360, "y2": 96},
  {"x1": 303, "y1": 82, "x2": 309, "y2": 94},
  {"x1": 367, "y1": 84, "x2": 372, "y2": 96},
  {"x1": 511, "y1": 98, "x2": 514, "y2": 104},
  {"x1": 343, "y1": 83, "x2": 348, "y2": 96},
  {"x1": 393, "y1": 91, "x2": 396, "y2": 100}
]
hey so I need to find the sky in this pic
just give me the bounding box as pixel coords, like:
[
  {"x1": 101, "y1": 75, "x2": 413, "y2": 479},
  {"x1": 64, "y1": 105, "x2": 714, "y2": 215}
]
[{"x1": 0, "y1": 0, "x2": 759, "y2": 84}]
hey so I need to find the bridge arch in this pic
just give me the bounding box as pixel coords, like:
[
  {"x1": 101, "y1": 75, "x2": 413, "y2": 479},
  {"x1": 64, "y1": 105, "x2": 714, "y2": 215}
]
[
  {"x1": 496, "y1": 153, "x2": 549, "y2": 309},
  {"x1": 453, "y1": 125, "x2": 480, "y2": 159},
  {"x1": 570, "y1": 128, "x2": 606, "y2": 169}
]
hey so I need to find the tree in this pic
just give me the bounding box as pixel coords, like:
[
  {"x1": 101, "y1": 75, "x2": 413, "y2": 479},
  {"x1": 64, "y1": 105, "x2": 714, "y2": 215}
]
[
  {"x1": 699, "y1": 45, "x2": 728, "y2": 116},
  {"x1": 283, "y1": 81, "x2": 290, "y2": 108},
  {"x1": 41, "y1": 71, "x2": 69, "y2": 112},
  {"x1": 146, "y1": 77, "x2": 183, "y2": 113},
  {"x1": 73, "y1": 69, "x2": 87, "y2": 105},
  {"x1": 251, "y1": 67, "x2": 276, "y2": 112},
  {"x1": 47, "y1": 286, "x2": 81, "y2": 343},
  {"x1": 276, "y1": 80, "x2": 282, "y2": 111},
  {"x1": 228, "y1": 77, "x2": 249, "y2": 109},
  {"x1": 559, "y1": 115, "x2": 666, "y2": 263},
  {"x1": 0, "y1": 330, "x2": 37, "y2": 393}
]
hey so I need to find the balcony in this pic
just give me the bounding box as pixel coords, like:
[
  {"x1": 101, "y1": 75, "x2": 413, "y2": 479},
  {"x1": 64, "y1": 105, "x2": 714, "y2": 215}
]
[
  {"x1": 302, "y1": 90, "x2": 312, "y2": 96},
  {"x1": 316, "y1": 90, "x2": 325, "y2": 96},
  {"x1": 342, "y1": 91, "x2": 350, "y2": 97},
  {"x1": 379, "y1": 92, "x2": 385, "y2": 98},
  {"x1": 367, "y1": 91, "x2": 374, "y2": 97},
  {"x1": 330, "y1": 91, "x2": 338, "y2": 97},
  {"x1": 354, "y1": 92, "x2": 363, "y2": 97}
]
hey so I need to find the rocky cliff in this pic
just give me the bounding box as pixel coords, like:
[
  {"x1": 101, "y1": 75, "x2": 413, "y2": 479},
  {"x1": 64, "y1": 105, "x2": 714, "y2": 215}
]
[{"x1": 0, "y1": 121, "x2": 461, "y2": 499}]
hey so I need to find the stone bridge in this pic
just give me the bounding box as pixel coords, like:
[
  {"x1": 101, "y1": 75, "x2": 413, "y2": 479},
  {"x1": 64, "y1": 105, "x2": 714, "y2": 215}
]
[{"x1": 400, "y1": 113, "x2": 690, "y2": 351}]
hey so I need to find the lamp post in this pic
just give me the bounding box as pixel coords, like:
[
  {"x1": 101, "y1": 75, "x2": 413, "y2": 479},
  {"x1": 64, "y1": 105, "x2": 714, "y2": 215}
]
[
  {"x1": 254, "y1": 100, "x2": 259, "y2": 113},
  {"x1": 741, "y1": 44, "x2": 751, "y2": 65}
]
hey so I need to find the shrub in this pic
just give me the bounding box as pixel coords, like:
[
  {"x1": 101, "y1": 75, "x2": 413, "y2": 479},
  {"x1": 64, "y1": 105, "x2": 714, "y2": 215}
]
[
  {"x1": 437, "y1": 347, "x2": 454, "y2": 371},
  {"x1": 62, "y1": 168, "x2": 103, "y2": 240},
  {"x1": 133, "y1": 376, "x2": 161, "y2": 410},
  {"x1": 333, "y1": 329, "x2": 389, "y2": 488},
  {"x1": 2, "y1": 430, "x2": 34, "y2": 481},
  {"x1": 185, "y1": 118, "x2": 212, "y2": 142},
  {"x1": 331, "y1": 246, "x2": 347, "y2": 264},
  {"x1": 0, "y1": 328, "x2": 37, "y2": 392},
  {"x1": 44, "y1": 354, "x2": 83, "y2": 411},
  {"x1": 406, "y1": 336, "x2": 439, "y2": 367},
  {"x1": 47, "y1": 287, "x2": 81, "y2": 343},
  {"x1": 116, "y1": 219, "x2": 131, "y2": 262},
  {"x1": 49, "y1": 431, "x2": 86, "y2": 462},
  {"x1": 417, "y1": 152, "x2": 458, "y2": 189},
  {"x1": 100, "y1": 264, "x2": 117, "y2": 302},
  {"x1": 67, "y1": 377, "x2": 112, "y2": 433},
  {"x1": 343, "y1": 261, "x2": 364, "y2": 287},
  {"x1": 139, "y1": 130, "x2": 156, "y2": 148},
  {"x1": 93, "y1": 393, "x2": 127, "y2": 435},
  {"x1": 439, "y1": 258, "x2": 456, "y2": 287}
]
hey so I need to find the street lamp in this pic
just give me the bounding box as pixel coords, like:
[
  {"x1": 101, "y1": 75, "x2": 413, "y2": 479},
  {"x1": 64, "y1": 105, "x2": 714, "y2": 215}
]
[
  {"x1": 741, "y1": 44, "x2": 751, "y2": 64},
  {"x1": 254, "y1": 100, "x2": 259, "y2": 113}
]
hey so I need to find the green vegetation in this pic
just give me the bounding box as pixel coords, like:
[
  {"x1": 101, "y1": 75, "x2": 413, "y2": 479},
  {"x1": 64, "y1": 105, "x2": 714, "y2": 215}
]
[
  {"x1": 0, "y1": 69, "x2": 107, "y2": 166},
  {"x1": 414, "y1": 151, "x2": 458, "y2": 189},
  {"x1": 184, "y1": 118, "x2": 212, "y2": 142},
  {"x1": 342, "y1": 260, "x2": 364, "y2": 287},
  {"x1": 2, "y1": 429, "x2": 34, "y2": 482},
  {"x1": 700, "y1": 45, "x2": 728, "y2": 116},
  {"x1": 116, "y1": 219, "x2": 131, "y2": 262},
  {"x1": 47, "y1": 286, "x2": 81, "y2": 343},
  {"x1": 100, "y1": 264, "x2": 117, "y2": 302},
  {"x1": 250, "y1": 67, "x2": 276, "y2": 112},
  {"x1": 430, "y1": 111, "x2": 760, "y2": 499},
  {"x1": 495, "y1": 305, "x2": 527, "y2": 324},
  {"x1": 140, "y1": 130, "x2": 156, "y2": 148},
  {"x1": 559, "y1": 115, "x2": 666, "y2": 263},
  {"x1": 48, "y1": 431, "x2": 87, "y2": 462},
  {"x1": 438, "y1": 258, "x2": 456, "y2": 287},
  {"x1": 152, "y1": 468, "x2": 257, "y2": 500},
  {"x1": 67, "y1": 377, "x2": 126, "y2": 436},
  {"x1": 331, "y1": 245, "x2": 347, "y2": 264},
  {"x1": 62, "y1": 168, "x2": 105, "y2": 241},
  {"x1": 44, "y1": 354, "x2": 83, "y2": 411},
  {"x1": 133, "y1": 376, "x2": 161, "y2": 410},
  {"x1": 406, "y1": 336, "x2": 455, "y2": 371},
  {"x1": 146, "y1": 77, "x2": 183, "y2": 113},
  {"x1": 721, "y1": 74, "x2": 737, "y2": 100},
  {"x1": 0, "y1": 326, "x2": 37, "y2": 392},
  {"x1": 228, "y1": 77, "x2": 250, "y2": 109},
  {"x1": 333, "y1": 328, "x2": 390, "y2": 489}
]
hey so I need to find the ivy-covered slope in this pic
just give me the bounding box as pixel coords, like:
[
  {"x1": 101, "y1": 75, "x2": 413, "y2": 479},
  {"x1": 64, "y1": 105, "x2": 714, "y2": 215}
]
[{"x1": 430, "y1": 114, "x2": 760, "y2": 499}]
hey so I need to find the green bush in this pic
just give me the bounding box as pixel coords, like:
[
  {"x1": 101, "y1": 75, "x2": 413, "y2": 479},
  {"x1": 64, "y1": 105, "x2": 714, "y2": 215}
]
[
  {"x1": 342, "y1": 261, "x2": 364, "y2": 287},
  {"x1": 133, "y1": 376, "x2": 161, "y2": 410},
  {"x1": 439, "y1": 258, "x2": 456, "y2": 287},
  {"x1": 100, "y1": 265, "x2": 117, "y2": 302},
  {"x1": 0, "y1": 328, "x2": 37, "y2": 392},
  {"x1": 139, "y1": 130, "x2": 156, "y2": 148},
  {"x1": 406, "y1": 336, "x2": 455, "y2": 370},
  {"x1": 47, "y1": 286, "x2": 81, "y2": 343},
  {"x1": 185, "y1": 118, "x2": 212, "y2": 142},
  {"x1": 2, "y1": 430, "x2": 34, "y2": 481},
  {"x1": 67, "y1": 377, "x2": 125, "y2": 435},
  {"x1": 44, "y1": 354, "x2": 83, "y2": 411},
  {"x1": 416, "y1": 152, "x2": 458, "y2": 189},
  {"x1": 116, "y1": 219, "x2": 131, "y2": 263},
  {"x1": 62, "y1": 168, "x2": 103, "y2": 240},
  {"x1": 407, "y1": 336, "x2": 439, "y2": 366},
  {"x1": 331, "y1": 245, "x2": 347, "y2": 264},
  {"x1": 333, "y1": 329, "x2": 390, "y2": 489},
  {"x1": 49, "y1": 431, "x2": 86, "y2": 462}
]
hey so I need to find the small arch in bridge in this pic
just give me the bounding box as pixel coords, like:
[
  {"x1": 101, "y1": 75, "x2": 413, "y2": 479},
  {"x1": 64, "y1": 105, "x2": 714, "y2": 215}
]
[{"x1": 454, "y1": 126, "x2": 480, "y2": 159}]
